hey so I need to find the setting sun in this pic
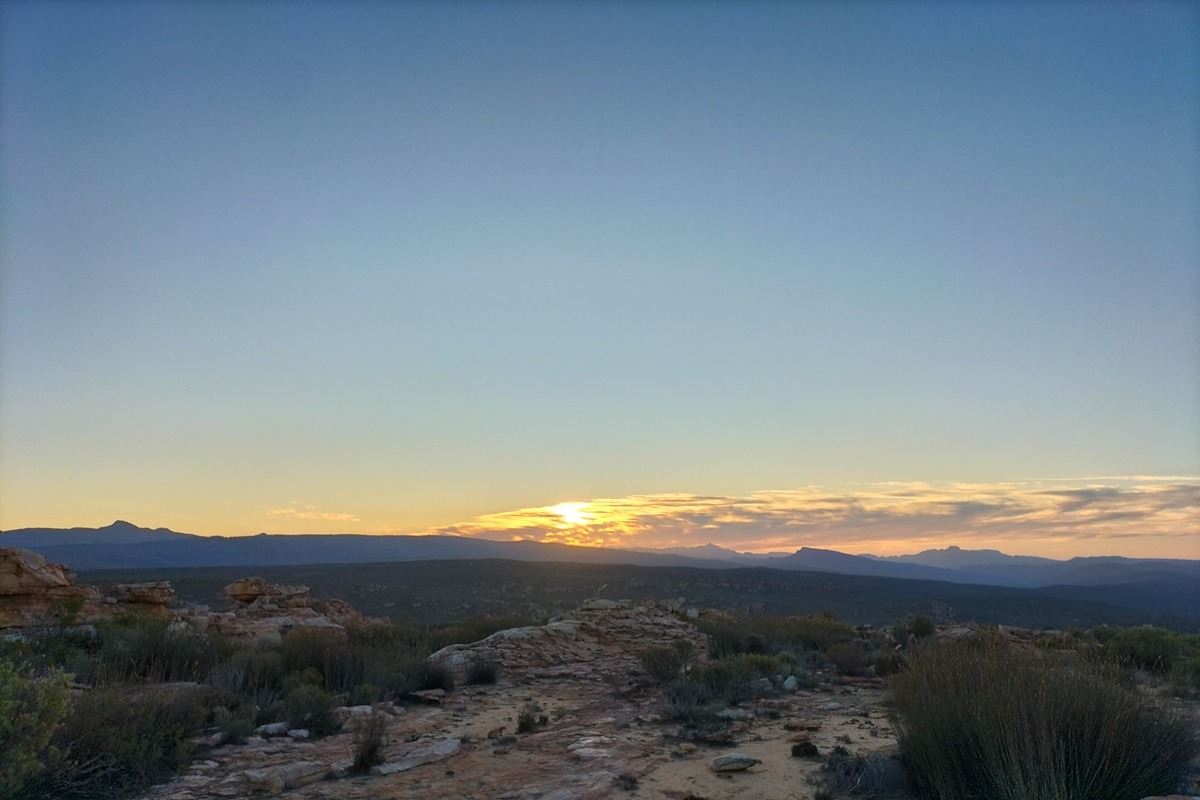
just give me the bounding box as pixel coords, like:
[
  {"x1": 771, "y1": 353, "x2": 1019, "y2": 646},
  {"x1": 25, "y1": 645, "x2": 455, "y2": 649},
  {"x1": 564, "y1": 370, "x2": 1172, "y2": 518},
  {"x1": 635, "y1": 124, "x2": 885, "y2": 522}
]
[{"x1": 548, "y1": 502, "x2": 593, "y2": 528}]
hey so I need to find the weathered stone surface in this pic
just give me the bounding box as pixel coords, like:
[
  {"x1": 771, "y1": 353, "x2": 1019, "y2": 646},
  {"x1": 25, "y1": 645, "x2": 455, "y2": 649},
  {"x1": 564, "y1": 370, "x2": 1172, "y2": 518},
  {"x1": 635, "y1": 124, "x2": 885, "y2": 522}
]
[
  {"x1": 431, "y1": 600, "x2": 709, "y2": 683},
  {"x1": 0, "y1": 548, "x2": 104, "y2": 628},
  {"x1": 175, "y1": 578, "x2": 381, "y2": 642},
  {"x1": 111, "y1": 581, "x2": 175, "y2": 607},
  {"x1": 243, "y1": 760, "x2": 330, "y2": 793},
  {"x1": 371, "y1": 738, "x2": 461, "y2": 775},
  {"x1": 710, "y1": 753, "x2": 762, "y2": 772}
]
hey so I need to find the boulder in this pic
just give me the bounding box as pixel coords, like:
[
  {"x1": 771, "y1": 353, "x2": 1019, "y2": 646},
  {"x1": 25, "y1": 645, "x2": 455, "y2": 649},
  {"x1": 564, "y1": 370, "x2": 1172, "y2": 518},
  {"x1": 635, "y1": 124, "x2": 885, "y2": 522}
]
[
  {"x1": 710, "y1": 753, "x2": 762, "y2": 772},
  {"x1": 0, "y1": 548, "x2": 104, "y2": 628},
  {"x1": 243, "y1": 760, "x2": 330, "y2": 793}
]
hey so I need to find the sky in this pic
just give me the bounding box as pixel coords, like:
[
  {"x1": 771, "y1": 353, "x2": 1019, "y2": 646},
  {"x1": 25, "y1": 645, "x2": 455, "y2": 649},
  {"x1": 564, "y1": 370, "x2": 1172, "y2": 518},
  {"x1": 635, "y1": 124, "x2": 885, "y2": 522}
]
[{"x1": 1, "y1": 1, "x2": 1197, "y2": 559}]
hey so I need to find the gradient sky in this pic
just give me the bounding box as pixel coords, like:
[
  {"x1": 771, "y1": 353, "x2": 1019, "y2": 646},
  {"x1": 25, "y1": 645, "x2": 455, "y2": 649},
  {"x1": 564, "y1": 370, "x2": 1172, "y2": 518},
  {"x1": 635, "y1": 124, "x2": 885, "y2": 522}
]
[{"x1": 2, "y1": 2, "x2": 1197, "y2": 558}]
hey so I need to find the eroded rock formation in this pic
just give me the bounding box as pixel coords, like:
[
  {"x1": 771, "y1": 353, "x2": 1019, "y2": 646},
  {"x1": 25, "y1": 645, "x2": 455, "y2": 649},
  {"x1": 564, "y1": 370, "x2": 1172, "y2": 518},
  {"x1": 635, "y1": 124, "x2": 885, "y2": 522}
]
[
  {"x1": 0, "y1": 547, "x2": 105, "y2": 628},
  {"x1": 430, "y1": 597, "x2": 710, "y2": 682}
]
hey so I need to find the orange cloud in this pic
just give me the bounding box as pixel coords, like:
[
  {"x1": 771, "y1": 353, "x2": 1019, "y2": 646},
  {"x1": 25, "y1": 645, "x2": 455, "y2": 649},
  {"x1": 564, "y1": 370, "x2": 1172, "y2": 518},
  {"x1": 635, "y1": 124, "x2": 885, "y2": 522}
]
[{"x1": 427, "y1": 478, "x2": 1200, "y2": 559}]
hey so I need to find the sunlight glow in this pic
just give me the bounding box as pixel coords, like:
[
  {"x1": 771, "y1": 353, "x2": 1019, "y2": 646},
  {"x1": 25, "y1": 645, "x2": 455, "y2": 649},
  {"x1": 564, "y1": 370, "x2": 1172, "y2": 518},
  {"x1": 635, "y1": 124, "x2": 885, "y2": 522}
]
[{"x1": 548, "y1": 502, "x2": 594, "y2": 528}]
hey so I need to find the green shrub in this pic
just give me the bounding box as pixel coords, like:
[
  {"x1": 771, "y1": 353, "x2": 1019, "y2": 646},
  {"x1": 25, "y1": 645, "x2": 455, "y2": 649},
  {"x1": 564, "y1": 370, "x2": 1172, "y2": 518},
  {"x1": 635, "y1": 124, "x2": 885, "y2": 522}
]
[
  {"x1": 352, "y1": 682, "x2": 381, "y2": 705},
  {"x1": 824, "y1": 643, "x2": 870, "y2": 676},
  {"x1": 350, "y1": 710, "x2": 389, "y2": 774},
  {"x1": 640, "y1": 646, "x2": 684, "y2": 684},
  {"x1": 284, "y1": 684, "x2": 338, "y2": 736},
  {"x1": 517, "y1": 701, "x2": 547, "y2": 733},
  {"x1": 663, "y1": 677, "x2": 715, "y2": 724},
  {"x1": 811, "y1": 745, "x2": 906, "y2": 797},
  {"x1": 892, "y1": 638, "x2": 1197, "y2": 800},
  {"x1": 465, "y1": 656, "x2": 499, "y2": 685},
  {"x1": 211, "y1": 704, "x2": 256, "y2": 745},
  {"x1": 207, "y1": 648, "x2": 284, "y2": 712},
  {"x1": 0, "y1": 659, "x2": 70, "y2": 797},
  {"x1": 1102, "y1": 626, "x2": 1183, "y2": 673},
  {"x1": 90, "y1": 618, "x2": 220, "y2": 685},
  {"x1": 24, "y1": 684, "x2": 209, "y2": 799},
  {"x1": 873, "y1": 651, "x2": 907, "y2": 678}
]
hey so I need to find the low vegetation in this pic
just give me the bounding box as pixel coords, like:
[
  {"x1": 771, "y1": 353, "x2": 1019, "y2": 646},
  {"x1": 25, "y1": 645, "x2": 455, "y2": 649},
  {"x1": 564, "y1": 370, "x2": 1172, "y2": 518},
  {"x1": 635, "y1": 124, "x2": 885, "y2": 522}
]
[
  {"x1": 891, "y1": 635, "x2": 1197, "y2": 800},
  {"x1": 0, "y1": 612, "x2": 534, "y2": 799}
]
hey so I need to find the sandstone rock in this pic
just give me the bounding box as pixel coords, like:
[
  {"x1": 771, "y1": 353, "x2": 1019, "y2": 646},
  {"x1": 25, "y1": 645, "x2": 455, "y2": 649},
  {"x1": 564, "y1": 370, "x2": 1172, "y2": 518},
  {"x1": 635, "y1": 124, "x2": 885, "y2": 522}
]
[
  {"x1": 710, "y1": 753, "x2": 761, "y2": 772},
  {"x1": 111, "y1": 581, "x2": 175, "y2": 607},
  {"x1": 223, "y1": 577, "x2": 310, "y2": 607},
  {"x1": 371, "y1": 738, "x2": 461, "y2": 775},
  {"x1": 254, "y1": 722, "x2": 289, "y2": 737},
  {"x1": 782, "y1": 675, "x2": 799, "y2": 691},
  {"x1": 431, "y1": 601, "x2": 709, "y2": 683},
  {"x1": 0, "y1": 548, "x2": 104, "y2": 628},
  {"x1": 243, "y1": 760, "x2": 330, "y2": 793}
]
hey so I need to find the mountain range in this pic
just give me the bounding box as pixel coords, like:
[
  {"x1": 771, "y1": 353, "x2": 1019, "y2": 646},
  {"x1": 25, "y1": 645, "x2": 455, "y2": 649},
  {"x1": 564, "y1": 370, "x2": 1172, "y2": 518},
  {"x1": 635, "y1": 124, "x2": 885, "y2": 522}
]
[{"x1": 3, "y1": 521, "x2": 1197, "y2": 592}]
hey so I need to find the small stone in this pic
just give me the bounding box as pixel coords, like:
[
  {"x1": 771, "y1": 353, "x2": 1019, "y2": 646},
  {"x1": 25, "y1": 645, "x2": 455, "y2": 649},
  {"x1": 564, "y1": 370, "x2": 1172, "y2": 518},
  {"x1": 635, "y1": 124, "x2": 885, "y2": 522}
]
[
  {"x1": 710, "y1": 753, "x2": 761, "y2": 772},
  {"x1": 782, "y1": 675, "x2": 799, "y2": 691},
  {"x1": 254, "y1": 721, "x2": 289, "y2": 737}
]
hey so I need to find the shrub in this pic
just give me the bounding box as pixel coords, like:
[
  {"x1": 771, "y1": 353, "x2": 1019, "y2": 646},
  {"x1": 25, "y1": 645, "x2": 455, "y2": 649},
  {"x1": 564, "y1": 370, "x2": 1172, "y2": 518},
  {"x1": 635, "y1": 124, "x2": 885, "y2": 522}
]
[
  {"x1": 892, "y1": 638, "x2": 1197, "y2": 800},
  {"x1": 1102, "y1": 626, "x2": 1182, "y2": 673},
  {"x1": 465, "y1": 656, "x2": 498, "y2": 685},
  {"x1": 873, "y1": 651, "x2": 907, "y2": 678},
  {"x1": 906, "y1": 615, "x2": 935, "y2": 639},
  {"x1": 640, "y1": 646, "x2": 684, "y2": 684},
  {"x1": 0, "y1": 659, "x2": 70, "y2": 797},
  {"x1": 350, "y1": 710, "x2": 389, "y2": 774},
  {"x1": 406, "y1": 659, "x2": 455, "y2": 693},
  {"x1": 811, "y1": 746, "x2": 906, "y2": 797},
  {"x1": 90, "y1": 618, "x2": 220, "y2": 685},
  {"x1": 211, "y1": 704, "x2": 256, "y2": 745},
  {"x1": 207, "y1": 648, "x2": 284, "y2": 713},
  {"x1": 517, "y1": 702, "x2": 547, "y2": 733},
  {"x1": 824, "y1": 643, "x2": 870, "y2": 676},
  {"x1": 284, "y1": 684, "x2": 338, "y2": 736},
  {"x1": 663, "y1": 677, "x2": 715, "y2": 724},
  {"x1": 352, "y1": 682, "x2": 381, "y2": 705},
  {"x1": 24, "y1": 684, "x2": 209, "y2": 799}
]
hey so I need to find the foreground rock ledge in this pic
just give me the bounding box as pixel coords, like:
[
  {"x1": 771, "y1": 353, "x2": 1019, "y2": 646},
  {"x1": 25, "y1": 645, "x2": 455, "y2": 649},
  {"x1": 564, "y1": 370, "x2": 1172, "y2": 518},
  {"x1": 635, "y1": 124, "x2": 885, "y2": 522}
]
[{"x1": 430, "y1": 598, "x2": 709, "y2": 682}]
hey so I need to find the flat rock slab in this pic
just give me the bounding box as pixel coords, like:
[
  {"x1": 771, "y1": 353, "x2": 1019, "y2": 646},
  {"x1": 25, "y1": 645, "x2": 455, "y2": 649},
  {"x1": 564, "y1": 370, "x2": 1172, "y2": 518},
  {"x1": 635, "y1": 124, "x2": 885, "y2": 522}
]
[
  {"x1": 372, "y1": 738, "x2": 461, "y2": 776},
  {"x1": 710, "y1": 753, "x2": 762, "y2": 772},
  {"x1": 243, "y1": 760, "x2": 330, "y2": 793}
]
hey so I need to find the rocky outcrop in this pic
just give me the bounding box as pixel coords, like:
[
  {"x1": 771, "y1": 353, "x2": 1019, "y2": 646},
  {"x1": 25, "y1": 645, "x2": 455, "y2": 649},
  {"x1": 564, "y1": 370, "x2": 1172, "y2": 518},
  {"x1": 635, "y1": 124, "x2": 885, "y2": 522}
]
[
  {"x1": 178, "y1": 577, "x2": 376, "y2": 643},
  {"x1": 430, "y1": 598, "x2": 709, "y2": 682},
  {"x1": 0, "y1": 547, "x2": 105, "y2": 628},
  {"x1": 108, "y1": 581, "x2": 175, "y2": 617}
]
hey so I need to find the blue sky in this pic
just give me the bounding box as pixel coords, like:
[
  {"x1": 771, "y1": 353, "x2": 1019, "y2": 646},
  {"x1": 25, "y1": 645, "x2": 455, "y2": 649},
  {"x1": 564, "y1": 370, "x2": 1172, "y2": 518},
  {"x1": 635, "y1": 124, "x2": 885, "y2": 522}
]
[{"x1": 2, "y1": 2, "x2": 1197, "y2": 556}]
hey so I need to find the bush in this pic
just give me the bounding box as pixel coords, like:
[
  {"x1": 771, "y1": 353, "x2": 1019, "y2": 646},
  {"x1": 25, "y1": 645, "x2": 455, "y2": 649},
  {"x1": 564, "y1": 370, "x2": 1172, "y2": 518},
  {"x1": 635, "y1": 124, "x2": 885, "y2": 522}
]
[
  {"x1": 873, "y1": 651, "x2": 907, "y2": 678},
  {"x1": 25, "y1": 684, "x2": 210, "y2": 799},
  {"x1": 663, "y1": 677, "x2": 715, "y2": 724},
  {"x1": 350, "y1": 710, "x2": 389, "y2": 774},
  {"x1": 1102, "y1": 626, "x2": 1183, "y2": 673},
  {"x1": 639, "y1": 646, "x2": 684, "y2": 684},
  {"x1": 824, "y1": 643, "x2": 870, "y2": 676},
  {"x1": 465, "y1": 656, "x2": 498, "y2": 685},
  {"x1": 90, "y1": 618, "x2": 220, "y2": 685},
  {"x1": 811, "y1": 745, "x2": 906, "y2": 797},
  {"x1": 892, "y1": 638, "x2": 1197, "y2": 800},
  {"x1": 0, "y1": 659, "x2": 70, "y2": 797},
  {"x1": 284, "y1": 684, "x2": 337, "y2": 736},
  {"x1": 517, "y1": 702, "x2": 547, "y2": 733}
]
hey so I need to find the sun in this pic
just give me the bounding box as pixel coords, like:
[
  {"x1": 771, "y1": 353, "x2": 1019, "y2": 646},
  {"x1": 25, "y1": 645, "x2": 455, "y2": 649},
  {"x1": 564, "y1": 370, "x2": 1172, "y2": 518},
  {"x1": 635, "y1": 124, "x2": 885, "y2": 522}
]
[{"x1": 548, "y1": 502, "x2": 593, "y2": 527}]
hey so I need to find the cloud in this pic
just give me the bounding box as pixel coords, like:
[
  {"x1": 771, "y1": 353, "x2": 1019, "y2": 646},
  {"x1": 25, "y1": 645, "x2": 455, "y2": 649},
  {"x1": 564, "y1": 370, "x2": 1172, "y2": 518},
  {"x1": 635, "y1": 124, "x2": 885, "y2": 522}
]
[
  {"x1": 266, "y1": 505, "x2": 360, "y2": 523},
  {"x1": 424, "y1": 478, "x2": 1200, "y2": 558}
]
